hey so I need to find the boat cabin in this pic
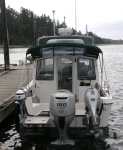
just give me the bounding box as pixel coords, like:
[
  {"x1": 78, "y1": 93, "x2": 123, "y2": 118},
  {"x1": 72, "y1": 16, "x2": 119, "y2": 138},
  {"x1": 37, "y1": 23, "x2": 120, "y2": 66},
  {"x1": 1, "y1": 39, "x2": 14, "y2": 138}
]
[
  {"x1": 27, "y1": 38, "x2": 102, "y2": 103},
  {"x1": 14, "y1": 29, "x2": 112, "y2": 145}
]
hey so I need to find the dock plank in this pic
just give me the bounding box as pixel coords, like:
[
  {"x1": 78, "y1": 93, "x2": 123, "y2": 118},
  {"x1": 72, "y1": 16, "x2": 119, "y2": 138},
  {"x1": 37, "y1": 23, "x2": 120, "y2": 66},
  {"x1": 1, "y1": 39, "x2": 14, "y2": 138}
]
[{"x1": 0, "y1": 64, "x2": 33, "y2": 123}]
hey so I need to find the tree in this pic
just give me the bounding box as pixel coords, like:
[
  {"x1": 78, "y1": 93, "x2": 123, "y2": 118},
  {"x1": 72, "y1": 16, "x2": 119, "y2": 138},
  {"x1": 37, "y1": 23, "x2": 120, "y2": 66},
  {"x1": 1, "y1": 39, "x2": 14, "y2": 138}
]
[{"x1": 1, "y1": 6, "x2": 122, "y2": 45}]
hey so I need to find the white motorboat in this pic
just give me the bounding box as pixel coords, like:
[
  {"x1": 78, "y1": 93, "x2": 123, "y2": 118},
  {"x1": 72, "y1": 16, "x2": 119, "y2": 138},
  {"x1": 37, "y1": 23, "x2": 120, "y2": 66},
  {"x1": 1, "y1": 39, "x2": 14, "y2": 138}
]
[{"x1": 15, "y1": 28, "x2": 112, "y2": 145}]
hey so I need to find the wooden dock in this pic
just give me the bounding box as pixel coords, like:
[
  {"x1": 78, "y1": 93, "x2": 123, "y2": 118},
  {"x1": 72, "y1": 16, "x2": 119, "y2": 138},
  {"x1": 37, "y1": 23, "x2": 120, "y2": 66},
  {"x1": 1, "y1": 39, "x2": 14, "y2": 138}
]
[{"x1": 0, "y1": 64, "x2": 33, "y2": 123}]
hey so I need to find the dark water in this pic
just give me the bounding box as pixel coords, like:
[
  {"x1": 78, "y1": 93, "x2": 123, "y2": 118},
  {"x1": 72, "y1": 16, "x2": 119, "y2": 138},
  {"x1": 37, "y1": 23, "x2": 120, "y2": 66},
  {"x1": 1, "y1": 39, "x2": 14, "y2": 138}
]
[
  {"x1": 0, "y1": 45, "x2": 123, "y2": 150},
  {"x1": 0, "y1": 114, "x2": 112, "y2": 150}
]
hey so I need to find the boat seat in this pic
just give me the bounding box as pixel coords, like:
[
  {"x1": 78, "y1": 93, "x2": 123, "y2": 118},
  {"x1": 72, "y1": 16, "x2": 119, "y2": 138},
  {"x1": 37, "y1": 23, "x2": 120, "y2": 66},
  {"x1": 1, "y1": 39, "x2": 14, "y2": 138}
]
[
  {"x1": 41, "y1": 103, "x2": 49, "y2": 112},
  {"x1": 25, "y1": 97, "x2": 50, "y2": 116},
  {"x1": 25, "y1": 97, "x2": 42, "y2": 116}
]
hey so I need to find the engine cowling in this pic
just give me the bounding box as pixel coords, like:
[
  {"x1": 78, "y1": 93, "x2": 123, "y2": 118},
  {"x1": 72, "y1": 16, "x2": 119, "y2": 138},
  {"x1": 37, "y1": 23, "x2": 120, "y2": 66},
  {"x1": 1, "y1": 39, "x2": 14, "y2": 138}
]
[
  {"x1": 84, "y1": 88, "x2": 100, "y2": 126},
  {"x1": 50, "y1": 90, "x2": 75, "y2": 145}
]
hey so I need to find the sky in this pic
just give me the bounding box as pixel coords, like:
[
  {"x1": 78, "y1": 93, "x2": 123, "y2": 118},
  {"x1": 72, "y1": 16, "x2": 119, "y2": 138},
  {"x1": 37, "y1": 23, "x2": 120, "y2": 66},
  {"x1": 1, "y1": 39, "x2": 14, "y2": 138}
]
[{"x1": 5, "y1": 0, "x2": 123, "y2": 40}]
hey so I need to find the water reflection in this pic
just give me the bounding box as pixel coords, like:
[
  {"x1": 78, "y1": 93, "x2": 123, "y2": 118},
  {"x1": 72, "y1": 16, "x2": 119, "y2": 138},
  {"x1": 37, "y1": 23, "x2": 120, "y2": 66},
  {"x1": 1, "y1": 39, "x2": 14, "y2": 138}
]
[{"x1": 0, "y1": 113, "x2": 113, "y2": 150}]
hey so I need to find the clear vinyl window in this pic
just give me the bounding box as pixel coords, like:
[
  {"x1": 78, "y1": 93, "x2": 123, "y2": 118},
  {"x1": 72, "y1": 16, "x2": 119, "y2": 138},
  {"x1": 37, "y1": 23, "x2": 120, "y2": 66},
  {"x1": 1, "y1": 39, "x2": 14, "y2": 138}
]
[
  {"x1": 77, "y1": 58, "x2": 96, "y2": 80},
  {"x1": 36, "y1": 58, "x2": 54, "y2": 80}
]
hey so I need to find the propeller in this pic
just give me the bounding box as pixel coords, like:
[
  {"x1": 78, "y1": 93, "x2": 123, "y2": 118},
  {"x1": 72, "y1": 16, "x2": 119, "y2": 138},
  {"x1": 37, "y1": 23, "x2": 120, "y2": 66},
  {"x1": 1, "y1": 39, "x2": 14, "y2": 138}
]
[{"x1": 90, "y1": 128, "x2": 103, "y2": 139}]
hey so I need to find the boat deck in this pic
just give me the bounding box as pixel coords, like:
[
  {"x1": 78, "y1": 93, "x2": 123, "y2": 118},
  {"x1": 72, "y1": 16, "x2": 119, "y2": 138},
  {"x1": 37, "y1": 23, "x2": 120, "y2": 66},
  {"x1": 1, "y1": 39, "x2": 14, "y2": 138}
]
[
  {"x1": 25, "y1": 116, "x2": 50, "y2": 125},
  {"x1": 24, "y1": 102, "x2": 86, "y2": 126}
]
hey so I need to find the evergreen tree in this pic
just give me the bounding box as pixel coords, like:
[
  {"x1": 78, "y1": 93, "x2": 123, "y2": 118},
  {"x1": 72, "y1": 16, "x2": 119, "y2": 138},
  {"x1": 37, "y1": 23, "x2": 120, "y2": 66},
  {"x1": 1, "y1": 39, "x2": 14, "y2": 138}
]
[{"x1": 0, "y1": 6, "x2": 123, "y2": 45}]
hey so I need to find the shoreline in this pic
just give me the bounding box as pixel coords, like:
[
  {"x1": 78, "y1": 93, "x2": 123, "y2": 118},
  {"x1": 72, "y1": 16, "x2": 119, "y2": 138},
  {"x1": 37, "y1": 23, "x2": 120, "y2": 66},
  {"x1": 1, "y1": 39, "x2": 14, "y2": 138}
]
[
  {"x1": 0, "y1": 45, "x2": 31, "y2": 48},
  {"x1": 96, "y1": 43, "x2": 123, "y2": 46},
  {"x1": 1, "y1": 44, "x2": 123, "y2": 48}
]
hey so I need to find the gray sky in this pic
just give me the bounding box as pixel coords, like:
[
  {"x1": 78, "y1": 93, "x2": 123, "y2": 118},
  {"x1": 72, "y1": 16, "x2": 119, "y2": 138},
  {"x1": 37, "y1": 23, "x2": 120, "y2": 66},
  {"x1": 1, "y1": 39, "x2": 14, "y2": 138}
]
[{"x1": 6, "y1": 0, "x2": 123, "y2": 40}]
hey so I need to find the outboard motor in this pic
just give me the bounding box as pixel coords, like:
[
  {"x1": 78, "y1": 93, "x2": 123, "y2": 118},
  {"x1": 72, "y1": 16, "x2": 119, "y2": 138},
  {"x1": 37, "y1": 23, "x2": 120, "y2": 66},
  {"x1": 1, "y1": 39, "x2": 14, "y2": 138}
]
[
  {"x1": 14, "y1": 89, "x2": 26, "y2": 124},
  {"x1": 50, "y1": 90, "x2": 75, "y2": 145},
  {"x1": 84, "y1": 88, "x2": 101, "y2": 133}
]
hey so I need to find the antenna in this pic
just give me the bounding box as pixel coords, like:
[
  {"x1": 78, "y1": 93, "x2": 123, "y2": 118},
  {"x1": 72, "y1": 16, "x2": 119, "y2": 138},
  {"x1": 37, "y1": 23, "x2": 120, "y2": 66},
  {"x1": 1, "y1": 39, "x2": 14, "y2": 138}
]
[
  {"x1": 86, "y1": 24, "x2": 88, "y2": 36},
  {"x1": 52, "y1": 10, "x2": 56, "y2": 36},
  {"x1": 64, "y1": 16, "x2": 66, "y2": 27}
]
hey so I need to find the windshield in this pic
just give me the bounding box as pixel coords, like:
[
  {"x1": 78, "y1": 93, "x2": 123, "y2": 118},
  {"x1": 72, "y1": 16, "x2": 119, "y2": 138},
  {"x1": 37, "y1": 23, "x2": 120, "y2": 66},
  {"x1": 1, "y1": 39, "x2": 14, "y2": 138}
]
[{"x1": 77, "y1": 58, "x2": 96, "y2": 80}]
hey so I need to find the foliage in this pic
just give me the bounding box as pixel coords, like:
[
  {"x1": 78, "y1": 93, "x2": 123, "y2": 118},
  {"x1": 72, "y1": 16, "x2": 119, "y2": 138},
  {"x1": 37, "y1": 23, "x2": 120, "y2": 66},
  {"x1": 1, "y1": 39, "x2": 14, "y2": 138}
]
[
  {"x1": 0, "y1": 6, "x2": 67, "y2": 45},
  {"x1": 88, "y1": 32, "x2": 123, "y2": 44},
  {"x1": 0, "y1": 6, "x2": 123, "y2": 45}
]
